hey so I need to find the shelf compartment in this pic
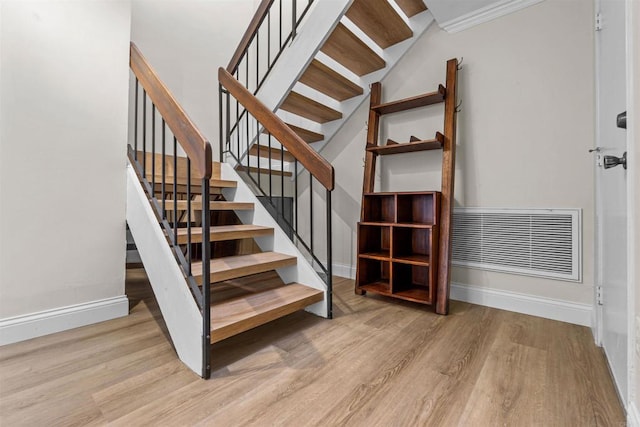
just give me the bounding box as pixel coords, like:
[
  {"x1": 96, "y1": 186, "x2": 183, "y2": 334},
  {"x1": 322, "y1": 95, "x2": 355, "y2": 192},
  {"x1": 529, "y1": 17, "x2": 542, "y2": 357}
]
[
  {"x1": 358, "y1": 224, "x2": 391, "y2": 259},
  {"x1": 371, "y1": 85, "x2": 446, "y2": 115},
  {"x1": 391, "y1": 263, "x2": 432, "y2": 304},
  {"x1": 396, "y1": 192, "x2": 440, "y2": 225},
  {"x1": 362, "y1": 194, "x2": 395, "y2": 223},
  {"x1": 392, "y1": 226, "x2": 431, "y2": 265},
  {"x1": 367, "y1": 132, "x2": 443, "y2": 155},
  {"x1": 356, "y1": 258, "x2": 391, "y2": 292}
]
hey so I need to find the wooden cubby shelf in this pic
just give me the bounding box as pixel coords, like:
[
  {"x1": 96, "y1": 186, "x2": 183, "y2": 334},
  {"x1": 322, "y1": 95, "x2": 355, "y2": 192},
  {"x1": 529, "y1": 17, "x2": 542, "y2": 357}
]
[
  {"x1": 356, "y1": 192, "x2": 440, "y2": 305},
  {"x1": 356, "y1": 58, "x2": 458, "y2": 313}
]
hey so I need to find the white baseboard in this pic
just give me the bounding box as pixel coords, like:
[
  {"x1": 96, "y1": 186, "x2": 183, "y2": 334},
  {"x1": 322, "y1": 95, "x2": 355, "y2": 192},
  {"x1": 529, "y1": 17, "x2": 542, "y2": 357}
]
[
  {"x1": 438, "y1": 0, "x2": 544, "y2": 33},
  {"x1": 332, "y1": 262, "x2": 356, "y2": 280},
  {"x1": 331, "y1": 265, "x2": 591, "y2": 326},
  {"x1": 629, "y1": 402, "x2": 640, "y2": 427},
  {"x1": 0, "y1": 295, "x2": 129, "y2": 346},
  {"x1": 451, "y1": 282, "x2": 592, "y2": 327}
]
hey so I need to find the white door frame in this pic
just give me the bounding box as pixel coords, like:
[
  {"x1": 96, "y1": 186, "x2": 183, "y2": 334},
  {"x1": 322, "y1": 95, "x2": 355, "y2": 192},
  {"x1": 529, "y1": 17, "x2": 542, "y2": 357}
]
[
  {"x1": 625, "y1": 0, "x2": 637, "y2": 415},
  {"x1": 593, "y1": 0, "x2": 604, "y2": 349}
]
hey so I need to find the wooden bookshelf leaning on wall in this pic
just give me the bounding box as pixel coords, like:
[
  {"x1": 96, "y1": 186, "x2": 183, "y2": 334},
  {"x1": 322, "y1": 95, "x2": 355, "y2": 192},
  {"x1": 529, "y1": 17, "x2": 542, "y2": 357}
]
[{"x1": 355, "y1": 58, "x2": 459, "y2": 315}]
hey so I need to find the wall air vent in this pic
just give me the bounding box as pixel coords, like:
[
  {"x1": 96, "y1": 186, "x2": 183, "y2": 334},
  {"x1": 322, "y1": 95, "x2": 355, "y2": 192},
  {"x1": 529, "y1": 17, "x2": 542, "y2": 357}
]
[{"x1": 451, "y1": 208, "x2": 581, "y2": 282}]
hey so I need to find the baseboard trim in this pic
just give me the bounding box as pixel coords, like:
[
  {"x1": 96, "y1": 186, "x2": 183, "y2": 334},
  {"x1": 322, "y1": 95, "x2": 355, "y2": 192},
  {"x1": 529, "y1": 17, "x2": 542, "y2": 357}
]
[
  {"x1": 0, "y1": 295, "x2": 129, "y2": 346},
  {"x1": 439, "y1": 0, "x2": 544, "y2": 33},
  {"x1": 451, "y1": 282, "x2": 592, "y2": 326},
  {"x1": 333, "y1": 262, "x2": 356, "y2": 280},
  {"x1": 629, "y1": 402, "x2": 640, "y2": 427}
]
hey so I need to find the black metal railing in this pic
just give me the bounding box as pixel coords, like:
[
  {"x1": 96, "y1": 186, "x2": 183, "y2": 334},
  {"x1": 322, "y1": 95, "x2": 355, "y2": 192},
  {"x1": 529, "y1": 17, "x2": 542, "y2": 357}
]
[
  {"x1": 227, "y1": 0, "x2": 315, "y2": 96},
  {"x1": 219, "y1": 68, "x2": 333, "y2": 318},
  {"x1": 129, "y1": 43, "x2": 213, "y2": 379},
  {"x1": 220, "y1": 0, "x2": 316, "y2": 167}
]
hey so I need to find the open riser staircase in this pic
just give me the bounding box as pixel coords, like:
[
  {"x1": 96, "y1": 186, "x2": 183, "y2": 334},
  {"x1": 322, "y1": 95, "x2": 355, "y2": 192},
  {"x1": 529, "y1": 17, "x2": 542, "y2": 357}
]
[
  {"x1": 127, "y1": 43, "x2": 331, "y2": 378},
  {"x1": 221, "y1": 0, "x2": 434, "y2": 177},
  {"x1": 127, "y1": 0, "x2": 435, "y2": 379}
]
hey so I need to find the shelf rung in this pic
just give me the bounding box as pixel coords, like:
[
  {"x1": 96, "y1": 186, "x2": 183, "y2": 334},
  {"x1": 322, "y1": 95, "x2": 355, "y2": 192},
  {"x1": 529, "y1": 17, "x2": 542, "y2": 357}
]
[
  {"x1": 371, "y1": 85, "x2": 445, "y2": 115},
  {"x1": 367, "y1": 132, "x2": 444, "y2": 155}
]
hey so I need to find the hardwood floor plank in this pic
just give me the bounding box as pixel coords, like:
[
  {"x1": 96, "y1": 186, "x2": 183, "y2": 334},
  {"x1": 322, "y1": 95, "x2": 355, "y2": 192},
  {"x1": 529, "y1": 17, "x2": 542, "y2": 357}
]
[
  {"x1": 458, "y1": 321, "x2": 548, "y2": 425},
  {"x1": 0, "y1": 271, "x2": 624, "y2": 426}
]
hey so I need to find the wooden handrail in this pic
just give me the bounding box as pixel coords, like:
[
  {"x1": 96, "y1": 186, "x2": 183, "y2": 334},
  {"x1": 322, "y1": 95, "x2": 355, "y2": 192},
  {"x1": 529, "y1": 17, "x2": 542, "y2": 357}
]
[
  {"x1": 130, "y1": 42, "x2": 212, "y2": 180},
  {"x1": 219, "y1": 67, "x2": 334, "y2": 191},
  {"x1": 227, "y1": 0, "x2": 275, "y2": 74}
]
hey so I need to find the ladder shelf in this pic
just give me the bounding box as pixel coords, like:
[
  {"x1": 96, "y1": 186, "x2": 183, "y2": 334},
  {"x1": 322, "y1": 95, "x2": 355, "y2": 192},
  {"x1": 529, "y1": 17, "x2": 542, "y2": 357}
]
[{"x1": 355, "y1": 58, "x2": 458, "y2": 314}]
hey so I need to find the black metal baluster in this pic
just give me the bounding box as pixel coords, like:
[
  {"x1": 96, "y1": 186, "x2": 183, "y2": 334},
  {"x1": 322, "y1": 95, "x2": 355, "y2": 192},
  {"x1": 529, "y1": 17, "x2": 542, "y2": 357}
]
[
  {"x1": 294, "y1": 160, "x2": 298, "y2": 232},
  {"x1": 142, "y1": 90, "x2": 147, "y2": 175},
  {"x1": 326, "y1": 189, "x2": 332, "y2": 318},
  {"x1": 151, "y1": 104, "x2": 156, "y2": 199},
  {"x1": 201, "y1": 178, "x2": 211, "y2": 379},
  {"x1": 162, "y1": 119, "x2": 166, "y2": 219},
  {"x1": 256, "y1": 32, "x2": 259, "y2": 92},
  {"x1": 310, "y1": 173, "x2": 313, "y2": 253},
  {"x1": 279, "y1": 0, "x2": 283, "y2": 48},
  {"x1": 246, "y1": 113, "x2": 250, "y2": 177},
  {"x1": 292, "y1": 0, "x2": 297, "y2": 40},
  {"x1": 173, "y1": 136, "x2": 178, "y2": 246},
  {"x1": 134, "y1": 79, "x2": 139, "y2": 159},
  {"x1": 268, "y1": 134, "x2": 273, "y2": 197},
  {"x1": 187, "y1": 158, "x2": 192, "y2": 275},
  {"x1": 218, "y1": 85, "x2": 224, "y2": 163},
  {"x1": 280, "y1": 145, "x2": 285, "y2": 221},
  {"x1": 257, "y1": 118, "x2": 261, "y2": 189},
  {"x1": 267, "y1": 11, "x2": 271, "y2": 66}
]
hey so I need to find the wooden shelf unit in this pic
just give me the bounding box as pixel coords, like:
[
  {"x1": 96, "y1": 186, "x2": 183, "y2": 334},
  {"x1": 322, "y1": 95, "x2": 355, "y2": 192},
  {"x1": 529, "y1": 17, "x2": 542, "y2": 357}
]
[
  {"x1": 356, "y1": 192, "x2": 440, "y2": 304},
  {"x1": 355, "y1": 58, "x2": 458, "y2": 314}
]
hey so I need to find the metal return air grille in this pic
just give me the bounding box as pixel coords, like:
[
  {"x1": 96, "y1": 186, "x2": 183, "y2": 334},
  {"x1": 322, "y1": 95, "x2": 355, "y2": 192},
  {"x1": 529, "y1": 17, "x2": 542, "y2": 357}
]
[{"x1": 451, "y1": 208, "x2": 581, "y2": 281}]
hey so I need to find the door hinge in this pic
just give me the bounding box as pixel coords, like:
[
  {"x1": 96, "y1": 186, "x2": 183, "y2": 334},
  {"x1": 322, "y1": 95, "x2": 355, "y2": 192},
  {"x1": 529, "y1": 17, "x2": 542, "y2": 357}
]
[
  {"x1": 596, "y1": 286, "x2": 604, "y2": 305},
  {"x1": 595, "y1": 12, "x2": 603, "y2": 31}
]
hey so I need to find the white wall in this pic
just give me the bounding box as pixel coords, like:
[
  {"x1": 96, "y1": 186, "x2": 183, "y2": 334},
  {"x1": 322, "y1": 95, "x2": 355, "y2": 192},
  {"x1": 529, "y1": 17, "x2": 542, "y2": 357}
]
[
  {"x1": 0, "y1": 2, "x2": 131, "y2": 319},
  {"x1": 323, "y1": 0, "x2": 595, "y2": 305},
  {"x1": 130, "y1": 0, "x2": 259, "y2": 160}
]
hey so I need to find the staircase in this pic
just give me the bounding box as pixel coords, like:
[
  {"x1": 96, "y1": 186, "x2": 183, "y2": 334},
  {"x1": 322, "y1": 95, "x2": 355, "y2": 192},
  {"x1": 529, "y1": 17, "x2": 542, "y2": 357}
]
[
  {"x1": 221, "y1": 0, "x2": 434, "y2": 175},
  {"x1": 127, "y1": 43, "x2": 331, "y2": 379},
  {"x1": 127, "y1": 0, "x2": 434, "y2": 379}
]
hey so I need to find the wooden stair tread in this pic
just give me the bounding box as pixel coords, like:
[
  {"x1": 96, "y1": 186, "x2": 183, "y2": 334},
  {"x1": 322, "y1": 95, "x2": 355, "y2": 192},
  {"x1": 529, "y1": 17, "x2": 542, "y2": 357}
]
[
  {"x1": 345, "y1": 0, "x2": 413, "y2": 49},
  {"x1": 287, "y1": 123, "x2": 324, "y2": 143},
  {"x1": 176, "y1": 224, "x2": 273, "y2": 244},
  {"x1": 236, "y1": 165, "x2": 292, "y2": 177},
  {"x1": 209, "y1": 282, "x2": 323, "y2": 343},
  {"x1": 320, "y1": 23, "x2": 386, "y2": 76},
  {"x1": 299, "y1": 59, "x2": 363, "y2": 101},
  {"x1": 395, "y1": 0, "x2": 428, "y2": 17},
  {"x1": 249, "y1": 145, "x2": 295, "y2": 162},
  {"x1": 192, "y1": 252, "x2": 297, "y2": 283},
  {"x1": 163, "y1": 200, "x2": 253, "y2": 211},
  {"x1": 149, "y1": 176, "x2": 237, "y2": 188},
  {"x1": 371, "y1": 85, "x2": 446, "y2": 114},
  {"x1": 262, "y1": 123, "x2": 324, "y2": 143},
  {"x1": 367, "y1": 133, "x2": 444, "y2": 155},
  {"x1": 279, "y1": 92, "x2": 342, "y2": 124}
]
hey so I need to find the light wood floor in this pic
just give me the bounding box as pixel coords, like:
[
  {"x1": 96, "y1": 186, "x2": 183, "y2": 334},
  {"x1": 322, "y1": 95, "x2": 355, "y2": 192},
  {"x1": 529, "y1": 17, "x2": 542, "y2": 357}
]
[{"x1": 0, "y1": 269, "x2": 625, "y2": 426}]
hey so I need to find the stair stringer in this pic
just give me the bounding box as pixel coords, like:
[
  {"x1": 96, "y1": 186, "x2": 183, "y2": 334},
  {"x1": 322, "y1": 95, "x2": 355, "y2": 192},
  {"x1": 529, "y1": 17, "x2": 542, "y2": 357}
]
[
  {"x1": 126, "y1": 164, "x2": 203, "y2": 375},
  {"x1": 219, "y1": 163, "x2": 330, "y2": 318},
  {"x1": 256, "y1": 0, "x2": 354, "y2": 115}
]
